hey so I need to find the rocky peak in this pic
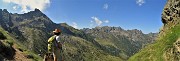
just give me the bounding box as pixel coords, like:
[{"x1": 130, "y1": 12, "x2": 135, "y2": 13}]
[
  {"x1": 91, "y1": 26, "x2": 123, "y2": 33},
  {"x1": 0, "y1": 9, "x2": 11, "y2": 24},
  {"x1": 60, "y1": 23, "x2": 69, "y2": 27},
  {"x1": 34, "y1": 8, "x2": 41, "y2": 12},
  {"x1": 21, "y1": 8, "x2": 45, "y2": 18},
  {"x1": 0, "y1": 9, "x2": 9, "y2": 15},
  {"x1": 0, "y1": 9, "x2": 2, "y2": 13},
  {"x1": 128, "y1": 29, "x2": 143, "y2": 34},
  {"x1": 2, "y1": 9, "x2": 9, "y2": 13},
  {"x1": 162, "y1": 0, "x2": 180, "y2": 25}
]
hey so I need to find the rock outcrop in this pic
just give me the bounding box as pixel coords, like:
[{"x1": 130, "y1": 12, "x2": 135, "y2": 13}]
[{"x1": 161, "y1": 0, "x2": 180, "y2": 27}]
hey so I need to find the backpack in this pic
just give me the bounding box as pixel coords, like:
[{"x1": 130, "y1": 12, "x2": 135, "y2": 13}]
[{"x1": 48, "y1": 36, "x2": 58, "y2": 52}]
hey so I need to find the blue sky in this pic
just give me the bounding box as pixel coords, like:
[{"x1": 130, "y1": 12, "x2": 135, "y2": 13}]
[{"x1": 0, "y1": 0, "x2": 167, "y2": 34}]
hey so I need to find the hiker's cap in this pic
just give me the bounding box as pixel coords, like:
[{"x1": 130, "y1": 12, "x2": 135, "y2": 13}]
[{"x1": 53, "y1": 29, "x2": 61, "y2": 33}]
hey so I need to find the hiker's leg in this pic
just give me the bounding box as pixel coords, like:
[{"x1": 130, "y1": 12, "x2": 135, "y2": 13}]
[
  {"x1": 55, "y1": 49, "x2": 61, "y2": 61},
  {"x1": 54, "y1": 57, "x2": 57, "y2": 61},
  {"x1": 60, "y1": 49, "x2": 64, "y2": 61},
  {"x1": 53, "y1": 53, "x2": 57, "y2": 61},
  {"x1": 43, "y1": 55, "x2": 46, "y2": 61}
]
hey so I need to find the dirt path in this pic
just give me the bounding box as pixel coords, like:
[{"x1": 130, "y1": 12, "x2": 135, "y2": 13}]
[{"x1": 12, "y1": 45, "x2": 32, "y2": 61}]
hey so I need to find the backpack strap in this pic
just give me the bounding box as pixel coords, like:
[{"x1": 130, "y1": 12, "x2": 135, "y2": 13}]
[{"x1": 48, "y1": 36, "x2": 56, "y2": 44}]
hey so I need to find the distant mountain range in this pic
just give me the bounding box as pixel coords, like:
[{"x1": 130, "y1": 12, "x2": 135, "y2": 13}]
[{"x1": 0, "y1": 8, "x2": 157, "y2": 61}]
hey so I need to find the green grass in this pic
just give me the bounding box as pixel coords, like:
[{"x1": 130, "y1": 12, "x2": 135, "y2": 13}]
[
  {"x1": 0, "y1": 27, "x2": 43, "y2": 61},
  {"x1": 62, "y1": 36, "x2": 123, "y2": 61},
  {"x1": 95, "y1": 37, "x2": 117, "y2": 48},
  {"x1": 24, "y1": 51, "x2": 43, "y2": 61},
  {"x1": 128, "y1": 23, "x2": 180, "y2": 61}
]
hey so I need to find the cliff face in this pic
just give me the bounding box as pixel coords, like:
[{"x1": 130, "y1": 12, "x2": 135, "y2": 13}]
[
  {"x1": 162, "y1": 0, "x2": 180, "y2": 25},
  {"x1": 161, "y1": 0, "x2": 180, "y2": 61},
  {"x1": 128, "y1": 0, "x2": 180, "y2": 61},
  {"x1": 160, "y1": 0, "x2": 180, "y2": 37}
]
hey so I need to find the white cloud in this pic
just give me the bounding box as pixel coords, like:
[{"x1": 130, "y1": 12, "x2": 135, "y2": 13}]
[
  {"x1": 91, "y1": 16, "x2": 109, "y2": 26},
  {"x1": 13, "y1": 5, "x2": 19, "y2": 10},
  {"x1": 91, "y1": 16, "x2": 103, "y2": 26},
  {"x1": 3, "y1": 0, "x2": 50, "y2": 13},
  {"x1": 103, "y1": 3, "x2": 108, "y2": 10},
  {"x1": 136, "y1": 0, "x2": 145, "y2": 6},
  {"x1": 104, "y1": 20, "x2": 109, "y2": 23},
  {"x1": 72, "y1": 22, "x2": 78, "y2": 28}
]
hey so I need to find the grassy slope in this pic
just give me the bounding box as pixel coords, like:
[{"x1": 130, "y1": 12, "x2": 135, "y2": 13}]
[
  {"x1": 128, "y1": 23, "x2": 180, "y2": 61},
  {"x1": 61, "y1": 23, "x2": 124, "y2": 61},
  {"x1": 0, "y1": 27, "x2": 43, "y2": 61},
  {"x1": 63, "y1": 36, "x2": 123, "y2": 61}
]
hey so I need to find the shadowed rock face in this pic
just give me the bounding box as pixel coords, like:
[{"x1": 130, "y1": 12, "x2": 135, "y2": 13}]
[
  {"x1": 0, "y1": 32, "x2": 6, "y2": 40},
  {"x1": 0, "y1": 43, "x2": 15, "y2": 60},
  {"x1": 0, "y1": 37, "x2": 15, "y2": 60}
]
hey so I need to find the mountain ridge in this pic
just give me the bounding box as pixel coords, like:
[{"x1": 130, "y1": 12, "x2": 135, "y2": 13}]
[{"x1": 0, "y1": 8, "x2": 157, "y2": 61}]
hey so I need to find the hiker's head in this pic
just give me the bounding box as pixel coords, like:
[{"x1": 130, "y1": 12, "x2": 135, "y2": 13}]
[{"x1": 53, "y1": 29, "x2": 61, "y2": 35}]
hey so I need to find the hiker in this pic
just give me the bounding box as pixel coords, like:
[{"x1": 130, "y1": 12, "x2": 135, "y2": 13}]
[{"x1": 47, "y1": 29, "x2": 63, "y2": 61}]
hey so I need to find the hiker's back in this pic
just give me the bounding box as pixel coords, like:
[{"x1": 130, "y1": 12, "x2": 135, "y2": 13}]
[{"x1": 48, "y1": 36, "x2": 56, "y2": 52}]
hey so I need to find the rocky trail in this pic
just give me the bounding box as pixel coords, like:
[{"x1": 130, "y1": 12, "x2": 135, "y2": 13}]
[{"x1": 12, "y1": 45, "x2": 32, "y2": 61}]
